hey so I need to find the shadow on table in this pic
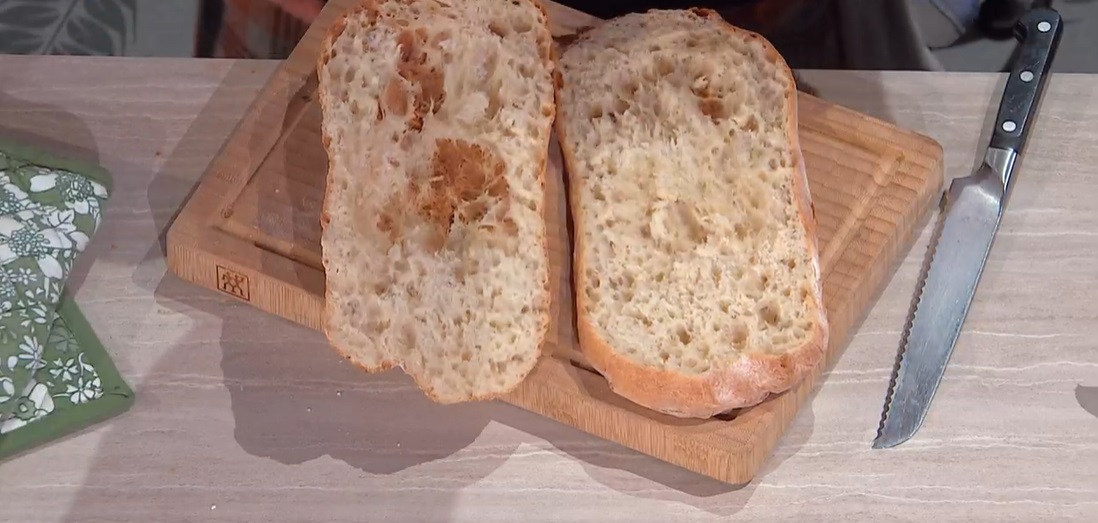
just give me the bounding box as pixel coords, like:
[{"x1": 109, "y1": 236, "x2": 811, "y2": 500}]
[
  {"x1": 0, "y1": 118, "x2": 167, "y2": 312},
  {"x1": 0, "y1": 61, "x2": 163, "y2": 368},
  {"x1": 0, "y1": 82, "x2": 152, "y2": 303},
  {"x1": 78, "y1": 59, "x2": 480, "y2": 523},
  {"x1": 24, "y1": 59, "x2": 899, "y2": 521},
  {"x1": 0, "y1": 94, "x2": 100, "y2": 167},
  {"x1": 151, "y1": 276, "x2": 787, "y2": 517}
]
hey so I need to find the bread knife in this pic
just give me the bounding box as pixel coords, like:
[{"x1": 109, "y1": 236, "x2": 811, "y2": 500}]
[{"x1": 873, "y1": 7, "x2": 1063, "y2": 449}]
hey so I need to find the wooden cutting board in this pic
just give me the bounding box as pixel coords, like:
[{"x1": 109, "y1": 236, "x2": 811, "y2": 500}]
[{"x1": 165, "y1": 0, "x2": 943, "y2": 484}]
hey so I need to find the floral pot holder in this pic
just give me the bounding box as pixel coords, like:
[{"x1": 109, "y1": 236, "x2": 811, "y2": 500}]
[{"x1": 0, "y1": 138, "x2": 134, "y2": 460}]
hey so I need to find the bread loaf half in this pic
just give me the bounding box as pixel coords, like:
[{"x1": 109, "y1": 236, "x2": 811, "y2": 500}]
[
  {"x1": 315, "y1": 0, "x2": 556, "y2": 403},
  {"x1": 555, "y1": 8, "x2": 829, "y2": 418}
]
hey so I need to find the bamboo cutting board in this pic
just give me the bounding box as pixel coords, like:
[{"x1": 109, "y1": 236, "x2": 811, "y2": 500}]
[{"x1": 165, "y1": 0, "x2": 943, "y2": 484}]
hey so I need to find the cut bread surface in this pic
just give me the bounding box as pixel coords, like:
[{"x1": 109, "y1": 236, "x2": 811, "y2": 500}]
[
  {"x1": 316, "y1": 0, "x2": 555, "y2": 403},
  {"x1": 556, "y1": 8, "x2": 829, "y2": 418}
]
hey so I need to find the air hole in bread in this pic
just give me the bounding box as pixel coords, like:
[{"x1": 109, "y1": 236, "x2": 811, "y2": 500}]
[
  {"x1": 627, "y1": 307, "x2": 653, "y2": 326},
  {"x1": 655, "y1": 57, "x2": 674, "y2": 77},
  {"x1": 698, "y1": 98, "x2": 727, "y2": 122},
  {"x1": 744, "y1": 114, "x2": 759, "y2": 132},
  {"x1": 612, "y1": 98, "x2": 630, "y2": 114},
  {"x1": 676, "y1": 326, "x2": 692, "y2": 345},
  {"x1": 432, "y1": 29, "x2": 453, "y2": 45},
  {"x1": 734, "y1": 222, "x2": 749, "y2": 241},
  {"x1": 372, "y1": 276, "x2": 390, "y2": 294},
  {"x1": 489, "y1": 19, "x2": 509, "y2": 37},
  {"x1": 511, "y1": 17, "x2": 532, "y2": 33},
  {"x1": 758, "y1": 300, "x2": 782, "y2": 327},
  {"x1": 728, "y1": 321, "x2": 749, "y2": 347},
  {"x1": 591, "y1": 184, "x2": 606, "y2": 201},
  {"x1": 486, "y1": 89, "x2": 505, "y2": 119},
  {"x1": 383, "y1": 79, "x2": 407, "y2": 116},
  {"x1": 396, "y1": 28, "x2": 446, "y2": 131}
]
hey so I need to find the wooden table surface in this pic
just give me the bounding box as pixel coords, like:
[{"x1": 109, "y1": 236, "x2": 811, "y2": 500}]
[{"x1": 0, "y1": 55, "x2": 1096, "y2": 522}]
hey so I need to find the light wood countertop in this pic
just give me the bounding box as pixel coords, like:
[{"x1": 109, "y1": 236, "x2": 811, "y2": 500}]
[{"x1": 0, "y1": 55, "x2": 1096, "y2": 522}]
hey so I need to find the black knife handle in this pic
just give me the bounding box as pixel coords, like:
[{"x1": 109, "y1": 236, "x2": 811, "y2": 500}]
[{"x1": 988, "y1": 8, "x2": 1063, "y2": 154}]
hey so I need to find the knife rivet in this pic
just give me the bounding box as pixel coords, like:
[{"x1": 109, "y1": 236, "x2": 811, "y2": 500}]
[
  {"x1": 1020, "y1": 70, "x2": 1035, "y2": 82},
  {"x1": 1037, "y1": 21, "x2": 1052, "y2": 32},
  {"x1": 1002, "y1": 120, "x2": 1018, "y2": 132}
]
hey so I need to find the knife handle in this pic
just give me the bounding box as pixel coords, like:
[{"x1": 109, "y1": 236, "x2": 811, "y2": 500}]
[{"x1": 988, "y1": 8, "x2": 1063, "y2": 154}]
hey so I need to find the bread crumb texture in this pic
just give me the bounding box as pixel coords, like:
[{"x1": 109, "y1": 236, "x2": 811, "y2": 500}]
[
  {"x1": 558, "y1": 9, "x2": 827, "y2": 416},
  {"x1": 316, "y1": 0, "x2": 555, "y2": 403}
]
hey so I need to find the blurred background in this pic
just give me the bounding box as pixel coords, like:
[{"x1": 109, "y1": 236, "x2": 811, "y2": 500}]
[{"x1": 0, "y1": 0, "x2": 1094, "y2": 72}]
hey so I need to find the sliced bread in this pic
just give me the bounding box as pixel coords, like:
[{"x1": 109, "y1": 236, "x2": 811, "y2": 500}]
[
  {"x1": 315, "y1": 0, "x2": 556, "y2": 403},
  {"x1": 555, "y1": 8, "x2": 830, "y2": 418}
]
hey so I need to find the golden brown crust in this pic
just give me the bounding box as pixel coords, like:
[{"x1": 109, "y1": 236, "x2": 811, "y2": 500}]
[
  {"x1": 316, "y1": 4, "x2": 355, "y2": 368},
  {"x1": 315, "y1": 0, "x2": 556, "y2": 402},
  {"x1": 557, "y1": 8, "x2": 830, "y2": 418},
  {"x1": 528, "y1": 0, "x2": 556, "y2": 363}
]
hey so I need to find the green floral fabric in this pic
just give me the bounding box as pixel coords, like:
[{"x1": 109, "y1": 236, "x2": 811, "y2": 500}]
[
  {"x1": 0, "y1": 295, "x2": 134, "y2": 459},
  {"x1": 2, "y1": 313, "x2": 105, "y2": 434},
  {"x1": 0, "y1": 141, "x2": 133, "y2": 459}
]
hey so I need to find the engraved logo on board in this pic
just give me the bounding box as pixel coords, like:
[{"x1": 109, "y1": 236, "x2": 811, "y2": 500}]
[{"x1": 216, "y1": 265, "x2": 251, "y2": 302}]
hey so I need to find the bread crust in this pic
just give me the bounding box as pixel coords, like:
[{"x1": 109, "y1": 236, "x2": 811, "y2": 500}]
[
  {"x1": 555, "y1": 8, "x2": 829, "y2": 418},
  {"x1": 315, "y1": 0, "x2": 557, "y2": 403},
  {"x1": 317, "y1": 3, "x2": 370, "y2": 370},
  {"x1": 530, "y1": 0, "x2": 559, "y2": 365}
]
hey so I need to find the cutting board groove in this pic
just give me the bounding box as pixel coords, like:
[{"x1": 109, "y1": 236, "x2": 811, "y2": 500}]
[{"x1": 166, "y1": 0, "x2": 943, "y2": 484}]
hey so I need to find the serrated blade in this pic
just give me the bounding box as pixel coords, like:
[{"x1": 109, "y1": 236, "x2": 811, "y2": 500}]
[{"x1": 873, "y1": 160, "x2": 1007, "y2": 450}]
